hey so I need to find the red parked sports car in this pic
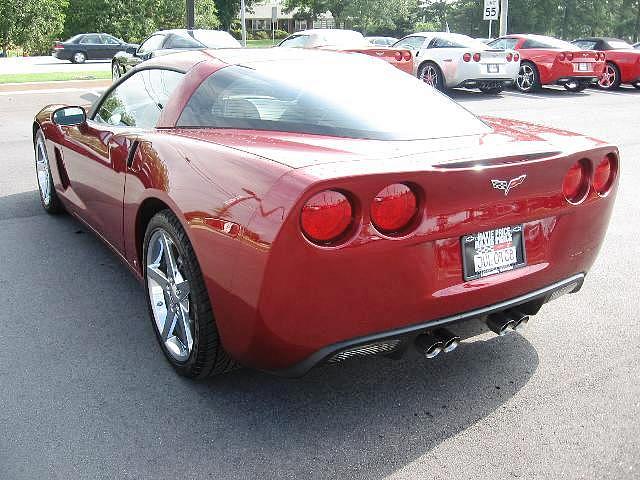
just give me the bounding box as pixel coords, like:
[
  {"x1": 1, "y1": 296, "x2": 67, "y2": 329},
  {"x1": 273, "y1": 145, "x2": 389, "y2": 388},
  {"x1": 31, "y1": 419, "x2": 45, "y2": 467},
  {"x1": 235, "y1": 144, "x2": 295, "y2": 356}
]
[
  {"x1": 33, "y1": 49, "x2": 619, "y2": 378},
  {"x1": 489, "y1": 34, "x2": 605, "y2": 92},
  {"x1": 572, "y1": 37, "x2": 640, "y2": 90}
]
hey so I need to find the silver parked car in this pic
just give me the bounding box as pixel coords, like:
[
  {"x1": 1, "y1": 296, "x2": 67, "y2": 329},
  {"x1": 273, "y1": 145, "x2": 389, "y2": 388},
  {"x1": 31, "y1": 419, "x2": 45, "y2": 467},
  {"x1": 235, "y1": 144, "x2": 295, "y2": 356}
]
[{"x1": 393, "y1": 32, "x2": 520, "y2": 93}]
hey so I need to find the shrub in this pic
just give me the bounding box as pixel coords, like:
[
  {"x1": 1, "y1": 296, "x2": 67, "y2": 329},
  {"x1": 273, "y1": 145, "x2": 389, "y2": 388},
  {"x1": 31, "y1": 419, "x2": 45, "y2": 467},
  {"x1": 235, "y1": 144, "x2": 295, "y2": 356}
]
[{"x1": 274, "y1": 29, "x2": 288, "y2": 39}]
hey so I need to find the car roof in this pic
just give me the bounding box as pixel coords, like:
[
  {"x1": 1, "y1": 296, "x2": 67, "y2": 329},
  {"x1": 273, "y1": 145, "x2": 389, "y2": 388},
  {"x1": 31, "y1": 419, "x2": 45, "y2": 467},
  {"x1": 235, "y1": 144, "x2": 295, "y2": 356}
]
[
  {"x1": 152, "y1": 29, "x2": 232, "y2": 36},
  {"x1": 142, "y1": 47, "x2": 371, "y2": 72}
]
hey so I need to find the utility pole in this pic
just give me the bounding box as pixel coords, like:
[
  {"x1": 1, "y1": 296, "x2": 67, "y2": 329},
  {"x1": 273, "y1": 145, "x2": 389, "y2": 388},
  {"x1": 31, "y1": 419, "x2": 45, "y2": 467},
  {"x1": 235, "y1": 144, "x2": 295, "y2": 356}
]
[
  {"x1": 499, "y1": 0, "x2": 508, "y2": 36},
  {"x1": 187, "y1": 0, "x2": 195, "y2": 30},
  {"x1": 240, "y1": 0, "x2": 247, "y2": 47}
]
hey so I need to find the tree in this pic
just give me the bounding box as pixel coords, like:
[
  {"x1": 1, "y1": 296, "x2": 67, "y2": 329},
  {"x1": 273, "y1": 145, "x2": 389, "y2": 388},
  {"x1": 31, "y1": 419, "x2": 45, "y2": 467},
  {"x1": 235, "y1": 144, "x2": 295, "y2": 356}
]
[
  {"x1": 1, "y1": 0, "x2": 68, "y2": 56},
  {"x1": 214, "y1": 0, "x2": 254, "y2": 31}
]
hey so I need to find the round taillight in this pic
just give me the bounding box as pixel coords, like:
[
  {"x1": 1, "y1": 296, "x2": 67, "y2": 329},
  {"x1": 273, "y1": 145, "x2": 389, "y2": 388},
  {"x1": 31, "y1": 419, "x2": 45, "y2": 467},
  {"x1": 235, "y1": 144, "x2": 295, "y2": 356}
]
[
  {"x1": 514, "y1": 53, "x2": 520, "y2": 61},
  {"x1": 301, "y1": 190, "x2": 353, "y2": 243},
  {"x1": 562, "y1": 160, "x2": 590, "y2": 204},
  {"x1": 402, "y1": 50, "x2": 411, "y2": 61},
  {"x1": 566, "y1": 52, "x2": 574, "y2": 61},
  {"x1": 370, "y1": 184, "x2": 418, "y2": 235},
  {"x1": 394, "y1": 51, "x2": 402, "y2": 61},
  {"x1": 506, "y1": 52, "x2": 513, "y2": 62},
  {"x1": 558, "y1": 52, "x2": 566, "y2": 61},
  {"x1": 593, "y1": 154, "x2": 617, "y2": 195},
  {"x1": 473, "y1": 52, "x2": 481, "y2": 62},
  {"x1": 599, "y1": 52, "x2": 606, "y2": 61},
  {"x1": 463, "y1": 52, "x2": 471, "y2": 62}
]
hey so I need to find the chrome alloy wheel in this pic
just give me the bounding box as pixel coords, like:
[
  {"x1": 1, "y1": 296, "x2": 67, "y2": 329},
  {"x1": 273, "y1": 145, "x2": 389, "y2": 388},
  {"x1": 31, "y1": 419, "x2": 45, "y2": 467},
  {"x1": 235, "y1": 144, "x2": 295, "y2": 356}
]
[
  {"x1": 146, "y1": 229, "x2": 193, "y2": 362},
  {"x1": 35, "y1": 135, "x2": 52, "y2": 206},
  {"x1": 599, "y1": 64, "x2": 617, "y2": 88},
  {"x1": 516, "y1": 63, "x2": 535, "y2": 91},
  {"x1": 421, "y1": 64, "x2": 439, "y2": 87}
]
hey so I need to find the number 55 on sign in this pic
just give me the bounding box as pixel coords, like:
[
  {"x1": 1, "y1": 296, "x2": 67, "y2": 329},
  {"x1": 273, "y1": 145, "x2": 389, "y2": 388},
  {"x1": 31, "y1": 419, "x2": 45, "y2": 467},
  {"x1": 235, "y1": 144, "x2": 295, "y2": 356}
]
[{"x1": 484, "y1": 0, "x2": 499, "y2": 20}]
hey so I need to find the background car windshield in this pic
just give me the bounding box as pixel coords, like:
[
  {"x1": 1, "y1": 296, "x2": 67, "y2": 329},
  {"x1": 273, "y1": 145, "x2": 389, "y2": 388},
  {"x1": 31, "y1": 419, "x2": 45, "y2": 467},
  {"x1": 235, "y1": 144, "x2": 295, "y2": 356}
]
[
  {"x1": 523, "y1": 36, "x2": 579, "y2": 50},
  {"x1": 312, "y1": 30, "x2": 367, "y2": 47},
  {"x1": 608, "y1": 40, "x2": 633, "y2": 49},
  {"x1": 191, "y1": 30, "x2": 241, "y2": 48},
  {"x1": 432, "y1": 34, "x2": 489, "y2": 50},
  {"x1": 178, "y1": 57, "x2": 489, "y2": 140}
]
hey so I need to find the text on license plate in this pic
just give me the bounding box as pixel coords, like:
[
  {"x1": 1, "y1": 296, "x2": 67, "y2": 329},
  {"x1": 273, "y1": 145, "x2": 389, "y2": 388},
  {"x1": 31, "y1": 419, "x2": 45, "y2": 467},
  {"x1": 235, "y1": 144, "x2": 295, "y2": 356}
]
[
  {"x1": 577, "y1": 62, "x2": 589, "y2": 71},
  {"x1": 487, "y1": 64, "x2": 499, "y2": 73},
  {"x1": 461, "y1": 225, "x2": 526, "y2": 280}
]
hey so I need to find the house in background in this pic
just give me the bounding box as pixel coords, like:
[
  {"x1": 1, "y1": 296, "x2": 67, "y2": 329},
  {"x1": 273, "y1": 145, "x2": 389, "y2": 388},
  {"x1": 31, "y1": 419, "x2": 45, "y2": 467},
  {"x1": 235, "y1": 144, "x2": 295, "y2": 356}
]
[{"x1": 244, "y1": 1, "x2": 335, "y2": 33}]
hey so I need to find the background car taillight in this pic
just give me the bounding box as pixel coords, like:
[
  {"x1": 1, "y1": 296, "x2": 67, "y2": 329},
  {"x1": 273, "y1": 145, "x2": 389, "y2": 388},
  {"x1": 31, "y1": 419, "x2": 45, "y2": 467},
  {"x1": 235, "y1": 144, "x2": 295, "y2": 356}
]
[
  {"x1": 370, "y1": 183, "x2": 419, "y2": 235},
  {"x1": 562, "y1": 159, "x2": 590, "y2": 204},
  {"x1": 402, "y1": 51, "x2": 411, "y2": 61},
  {"x1": 598, "y1": 52, "x2": 606, "y2": 61},
  {"x1": 394, "y1": 51, "x2": 402, "y2": 61},
  {"x1": 463, "y1": 53, "x2": 471, "y2": 62},
  {"x1": 301, "y1": 190, "x2": 353, "y2": 244},
  {"x1": 513, "y1": 53, "x2": 520, "y2": 61},
  {"x1": 566, "y1": 52, "x2": 574, "y2": 61},
  {"x1": 473, "y1": 52, "x2": 481, "y2": 62},
  {"x1": 593, "y1": 153, "x2": 618, "y2": 195},
  {"x1": 506, "y1": 52, "x2": 513, "y2": 62},
  {"x1": 53, "y1": 42, "x2": 63, "y2": 50},
  {"x1": 558, "y1": 52, "x2": 566, "y2": 61}
]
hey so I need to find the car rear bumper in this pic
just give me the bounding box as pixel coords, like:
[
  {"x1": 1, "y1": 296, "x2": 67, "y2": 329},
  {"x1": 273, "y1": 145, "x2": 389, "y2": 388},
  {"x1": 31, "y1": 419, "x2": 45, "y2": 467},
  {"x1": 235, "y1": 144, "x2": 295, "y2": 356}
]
[
  {"x1": 455, "y1": 78, "x2": 513, "y2": 89},
  {"x1": 554, "y1": 76, "x2": 599, "y2": 85},
  {"x1": 269, "y1": 273, "x2": 585, "y2": 377},
  {"x1": 52, "y1": 51, "x2": 71, "y2": 60}
]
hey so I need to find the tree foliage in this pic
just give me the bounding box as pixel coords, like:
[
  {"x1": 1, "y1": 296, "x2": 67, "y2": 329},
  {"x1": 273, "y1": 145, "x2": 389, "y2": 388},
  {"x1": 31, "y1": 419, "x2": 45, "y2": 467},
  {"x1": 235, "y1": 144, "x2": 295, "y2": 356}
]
[{"x1": 1, "y1": 0, "x2": 68, "y2": 55}]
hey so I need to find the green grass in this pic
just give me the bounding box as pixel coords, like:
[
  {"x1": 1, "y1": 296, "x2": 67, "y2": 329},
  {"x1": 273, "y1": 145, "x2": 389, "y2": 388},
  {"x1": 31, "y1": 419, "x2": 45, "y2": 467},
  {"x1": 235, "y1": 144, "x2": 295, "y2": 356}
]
[
  {"x1": 245, "y1": 39, "x2": 278, "y2": 48},
  {"x1": 0, "y1": 70, "x2": 111, "y2": 84}
]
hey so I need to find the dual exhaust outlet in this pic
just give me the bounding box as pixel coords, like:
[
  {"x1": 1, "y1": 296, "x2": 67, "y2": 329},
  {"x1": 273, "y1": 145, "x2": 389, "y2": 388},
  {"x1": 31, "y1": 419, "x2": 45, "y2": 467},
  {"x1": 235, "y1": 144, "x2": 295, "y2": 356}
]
[{"x1": 414, "y1": 309, "x2": 530, "y2": 359}]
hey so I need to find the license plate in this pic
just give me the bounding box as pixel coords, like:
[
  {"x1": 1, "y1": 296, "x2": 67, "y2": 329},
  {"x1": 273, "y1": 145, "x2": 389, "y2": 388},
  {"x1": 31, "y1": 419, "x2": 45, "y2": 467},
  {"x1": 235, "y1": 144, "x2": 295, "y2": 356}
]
[
  {"x1": 487, "y1": 64, "x2": 499, "y2": 73},
  {"x1": 578, "y1": 62, "x2": 589, "y2": 71},
  {"x1": 461, "y1": 225, "x2": 526, "y2": 281}
]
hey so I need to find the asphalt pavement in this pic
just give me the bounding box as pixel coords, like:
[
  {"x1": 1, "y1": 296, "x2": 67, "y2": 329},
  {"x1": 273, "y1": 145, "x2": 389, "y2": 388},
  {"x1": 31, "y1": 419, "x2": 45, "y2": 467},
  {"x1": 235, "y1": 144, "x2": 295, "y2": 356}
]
[{"x1": 0, "y1": 84, "x2": 639, "y2": 480}]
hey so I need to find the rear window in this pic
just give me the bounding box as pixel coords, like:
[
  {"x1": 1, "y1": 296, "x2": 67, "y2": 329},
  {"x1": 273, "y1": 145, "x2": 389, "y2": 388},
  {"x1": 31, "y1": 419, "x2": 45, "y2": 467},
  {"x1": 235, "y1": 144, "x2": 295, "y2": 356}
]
[
  {"x1": 522, "y1": 36, "x2": 579, "y2": 50},
  {"x1": 572, "y1": 40, "x2": 597, "y2": 50},
  {"x1": 177, "y1": 57, "x2": 489, "y2": 141}
]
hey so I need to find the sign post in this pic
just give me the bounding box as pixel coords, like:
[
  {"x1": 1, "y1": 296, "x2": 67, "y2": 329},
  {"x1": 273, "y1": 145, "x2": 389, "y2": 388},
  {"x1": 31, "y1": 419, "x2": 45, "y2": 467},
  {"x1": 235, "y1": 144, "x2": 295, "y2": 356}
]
[
  {"x1": 483, "y1": 0, "x2": 499, "y2": 38},
  {"x1": 272, "y1": 6, "x2": 277, "y2": 45}
]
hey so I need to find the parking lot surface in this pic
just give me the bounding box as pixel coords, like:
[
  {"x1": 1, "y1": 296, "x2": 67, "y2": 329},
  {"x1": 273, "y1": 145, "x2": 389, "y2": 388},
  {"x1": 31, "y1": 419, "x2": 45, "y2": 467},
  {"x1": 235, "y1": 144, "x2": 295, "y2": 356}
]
[{"x1": 0, "y1": 84, "x2": 638, "y2": 479}]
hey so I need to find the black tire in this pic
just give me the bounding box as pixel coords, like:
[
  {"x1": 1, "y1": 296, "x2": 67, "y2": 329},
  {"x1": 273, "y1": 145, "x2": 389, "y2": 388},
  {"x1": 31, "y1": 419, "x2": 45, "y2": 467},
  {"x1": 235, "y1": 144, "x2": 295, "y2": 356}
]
[
  {"x1": 418, "y1": 61, "x2": 445, "y2": 91},
  {"x1": 515, "y1": 61, "x2": 541, "y2": 93},
  {"x1": 598, "y1": 62, "x2": 621, "y2": 90},
  {"x1": 634, "y1": 81, "x2": 640, "y2": 90},
  {"x1": 34, "y1": 129, "x2": 64, "y2": 214},
  {"x1": 479, "y1": 86, "x2": 504, "y2": 94},
  {"x1": 563, "y1": 81, "x2": 588, "y2": 92},
  {"x1": 143, "y1": 210, "x2": 236, "y2": 378},
  {"x1": 70, "y1": 51, "x2": 86, "y2": 64}
]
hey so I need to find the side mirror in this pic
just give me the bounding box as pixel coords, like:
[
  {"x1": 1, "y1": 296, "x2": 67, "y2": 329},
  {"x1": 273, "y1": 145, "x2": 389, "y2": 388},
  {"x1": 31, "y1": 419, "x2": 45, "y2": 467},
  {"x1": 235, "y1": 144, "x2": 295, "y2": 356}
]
[
  {"x1": 52, "y1": 106, "x2": 86, "y2": 127},
  {"x1": 126, "y1": 44, "x2": 139, "y2": 55}
]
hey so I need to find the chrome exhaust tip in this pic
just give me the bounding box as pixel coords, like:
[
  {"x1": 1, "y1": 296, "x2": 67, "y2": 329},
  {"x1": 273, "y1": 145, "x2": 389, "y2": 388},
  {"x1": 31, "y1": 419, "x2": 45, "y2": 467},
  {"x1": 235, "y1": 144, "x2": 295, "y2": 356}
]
[
  {"x1": 510, "y1": 310, "x2": 530, "y2": 331},
  {"x1": 415, "y1": 334, "x2": 444, "y2": 359},
  {"x1": 434, "y1": 328, "x2": 461, "y2": 353},
  {"x1": 486, "y1": 312, "x2": 516, "y2": 336}
]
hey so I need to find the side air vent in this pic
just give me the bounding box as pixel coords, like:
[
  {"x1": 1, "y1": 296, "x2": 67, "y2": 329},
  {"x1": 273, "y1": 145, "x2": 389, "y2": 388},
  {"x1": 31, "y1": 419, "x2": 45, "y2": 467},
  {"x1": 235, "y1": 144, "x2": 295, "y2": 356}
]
[{"x1": 54, "y1": 147, "x2": 70, "y2": 189}]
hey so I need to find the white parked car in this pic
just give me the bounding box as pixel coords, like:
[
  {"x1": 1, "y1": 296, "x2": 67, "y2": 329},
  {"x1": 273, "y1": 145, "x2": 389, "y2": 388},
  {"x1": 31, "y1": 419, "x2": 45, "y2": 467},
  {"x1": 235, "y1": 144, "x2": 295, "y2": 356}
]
[{"x1": 393, "y1": 32, "x2": 520, "y2": 93}]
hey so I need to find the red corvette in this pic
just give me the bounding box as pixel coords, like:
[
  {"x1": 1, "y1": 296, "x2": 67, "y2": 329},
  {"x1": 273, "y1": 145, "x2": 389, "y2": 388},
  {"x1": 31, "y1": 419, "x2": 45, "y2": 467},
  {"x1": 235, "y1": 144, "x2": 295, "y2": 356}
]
[
  {"x1": 33, "y1": 49, "x2": 619, "y2": 378},
  {"x1": 572, "y1": 37, "x2": 640, "y2": 90},
  {"x1": 489, "y1": 34, "x2": 605, "y2": 92}
]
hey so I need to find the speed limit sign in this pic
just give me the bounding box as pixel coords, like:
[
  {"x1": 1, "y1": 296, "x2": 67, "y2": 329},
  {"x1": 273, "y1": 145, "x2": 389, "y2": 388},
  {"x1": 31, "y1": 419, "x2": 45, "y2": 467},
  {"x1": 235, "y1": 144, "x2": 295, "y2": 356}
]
[{"x1": 483, "y1": 0, "x2": 499, "y2": 20}]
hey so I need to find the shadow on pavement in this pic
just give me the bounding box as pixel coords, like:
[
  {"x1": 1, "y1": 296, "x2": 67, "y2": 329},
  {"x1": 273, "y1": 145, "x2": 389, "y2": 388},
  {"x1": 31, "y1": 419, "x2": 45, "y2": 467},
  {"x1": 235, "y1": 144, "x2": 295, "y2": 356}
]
[
  {"x1": 0, "y1": 189, "x2": 43, "y2": 220},
  {"x1": 0, "y1": 200, "x2": 539, "y2": 479}
]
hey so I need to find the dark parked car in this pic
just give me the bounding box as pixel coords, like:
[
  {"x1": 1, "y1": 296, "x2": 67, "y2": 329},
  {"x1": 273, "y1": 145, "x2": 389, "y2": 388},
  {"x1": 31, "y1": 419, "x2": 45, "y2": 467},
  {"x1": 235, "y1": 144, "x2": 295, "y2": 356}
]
[
  {"x1": 634, "y1": 42, "x2": 639, "y2": 49},
  {"x1": 112, "y1": 29, "x2": 241, "y2": 80},
  {"x1": 53, "y1": 33, "x2": 136, "y2": 64}
]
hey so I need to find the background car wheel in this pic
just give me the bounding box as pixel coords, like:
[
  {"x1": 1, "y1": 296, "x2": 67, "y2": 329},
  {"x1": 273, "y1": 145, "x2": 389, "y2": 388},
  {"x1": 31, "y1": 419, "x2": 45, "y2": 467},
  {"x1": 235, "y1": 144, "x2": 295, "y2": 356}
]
[
  {"x1": 599, "y1": 62, "x2": 621, "y2": 90},
  {"x1": 34, "y1": 129, "x2": 64, "y2": 214},
  {"x1": 418, "y1": 62, "x2": 445, "y2": 91},
  {"x1": 564, "y1": 81, "x2": 588, "y2": 92},
  {"x1": 634, "y1": 81, "x2": 640, "y2": 90},
  {"x1": 143, "y1": 210, "x2": 236, "y2": 378},
  {"x1": 111, "y1": 62, "x2": 121, "y2": 81},
  {"x1": 479, "y1": 86, "x2": 504, "y2": 94},
  {"x1": 71, "y1": 52, "x2": 86, "y2": 64},
  {"x1": 515, "y1": 62, "x2": 540, "y2": 93}
]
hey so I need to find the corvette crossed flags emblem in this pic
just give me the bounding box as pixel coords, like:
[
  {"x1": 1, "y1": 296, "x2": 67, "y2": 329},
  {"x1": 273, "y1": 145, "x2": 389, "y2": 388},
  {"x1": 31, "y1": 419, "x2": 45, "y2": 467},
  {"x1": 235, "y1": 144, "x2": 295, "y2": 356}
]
[{"x1": 491, "y1": 174, "x2": 527, "y2": 196}]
